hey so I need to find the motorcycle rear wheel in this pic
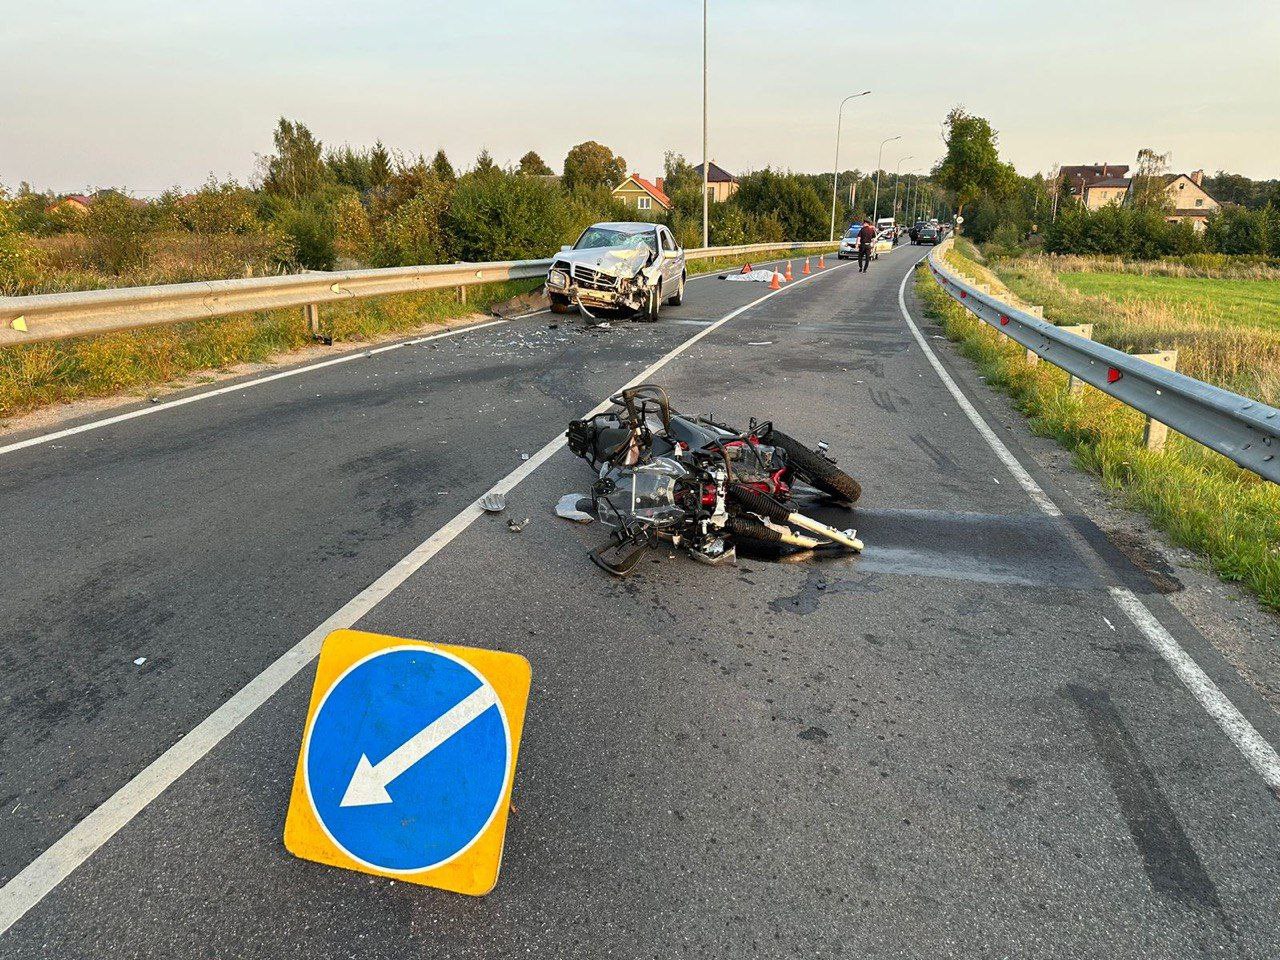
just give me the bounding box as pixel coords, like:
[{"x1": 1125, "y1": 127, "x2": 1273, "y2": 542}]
[{"x1": 767, "y1": 428, "x2": 862, "y2": 504}]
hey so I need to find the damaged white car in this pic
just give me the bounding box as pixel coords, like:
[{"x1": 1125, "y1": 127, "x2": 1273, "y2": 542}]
[{"x1": 545, "y1": 222, "x2": 685, "y2": 321}]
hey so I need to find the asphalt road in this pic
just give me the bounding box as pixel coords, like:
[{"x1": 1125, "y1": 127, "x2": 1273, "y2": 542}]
[{"x1": 1, "y1": 245, "x2": 1277, "y2": 958}]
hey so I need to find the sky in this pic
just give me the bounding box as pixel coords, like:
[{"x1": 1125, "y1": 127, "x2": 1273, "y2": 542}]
[{"x1": 2, "y1": 0, "x2": 1278, "y2": 196}]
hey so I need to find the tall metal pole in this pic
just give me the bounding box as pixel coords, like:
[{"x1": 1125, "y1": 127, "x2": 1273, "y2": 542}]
[
  {"x1": 892, "y1": 155, "x2": 913, "y2": 221},
  {"x1": 701, "y1": 0, "x2": 709, "y2": 249},
  {"x1": 871, "y1": 135, "x2": 900, "y2": 225},
  {"x1": 829, "y1": 91, "x2": 871, "y2": 242}
]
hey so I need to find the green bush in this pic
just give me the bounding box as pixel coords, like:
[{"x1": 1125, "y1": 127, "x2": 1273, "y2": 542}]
[
  {"x1": 83, "y1": 191, "x2": 156, "y2": 272},
  {"x1": 372, "y1": 180, "x2": 451, "y2": 267},
  {"x1": 0, "y1": 191, "x2": 41, "y2": 291},
  {"x1": 447, "y1": 169, "x2": 569, "y2": 261}
]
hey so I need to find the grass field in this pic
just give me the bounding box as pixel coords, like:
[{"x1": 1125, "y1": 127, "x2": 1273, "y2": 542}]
[
  {"x1": 921, "y1": 244, "x2": 1280, "y2": 610},
  {"x1": 970, "y1": 247, "x2": 1280, "y2": 407},
  {"x1": 1056, "y1": 271, "x2": 1280, "y2": 333}
]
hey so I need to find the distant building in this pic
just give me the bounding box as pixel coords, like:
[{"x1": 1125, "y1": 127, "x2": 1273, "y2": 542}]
[
  {"x1": 1059, "y1": 163, "x2": 1130, "y2": 206},
  {"x1": 1159, "y1": 171, "x2": 1219, "y2": 230},
  {"x1": 611, "y1": 174, "x2": 671, "y2": 212},
  {"x1": 1071, "y1": 167, "x2": 1219, "y2": 231},
  {"x1": 46, "y1": 193, "x2": 94, "y2": 216},
  {"x1": 1081, "y1": 176, "x2": 1131, "y2": 210},
  {"x1": 692, "y1": 161, "x2": 739, "y2": 203},
  {"x1": 45, "y1": 190, "x2": 149, "y2": 216}
]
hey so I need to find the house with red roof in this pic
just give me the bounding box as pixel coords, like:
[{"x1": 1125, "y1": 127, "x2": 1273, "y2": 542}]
[{"x1": 610, "y1": 174, "x2": 671, "y2": 213}]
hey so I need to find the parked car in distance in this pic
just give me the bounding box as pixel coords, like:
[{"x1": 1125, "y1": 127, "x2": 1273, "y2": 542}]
[
  {"x1": 545, "y1": 222, "x2": 685, "y2": 321},
  {"x1": 914, "y1": 224, "x2": 940, "y2": 245},
  {"x1": 837, "y1": 226, "x2": 893, "y2": 260},
  {"x1": 837, "y1": 226, "x2": 861, "y2": 260}
]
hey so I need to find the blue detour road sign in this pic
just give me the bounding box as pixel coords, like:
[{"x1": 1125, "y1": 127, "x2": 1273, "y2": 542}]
[{"x1": 284, "y1": 630, "x2": 531, "y2": 895}]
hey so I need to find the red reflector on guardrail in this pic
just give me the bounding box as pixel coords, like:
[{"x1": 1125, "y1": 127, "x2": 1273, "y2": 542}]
[
  {"x1": 1107, "y1": 368, "x2": 1122, "y2": 384},
  {"x1": 999, "y1": 315, "x2": 1009, "y2": 325},
  {"x1": 960, "y1": 291, "x2": 967, "y2": 299}
]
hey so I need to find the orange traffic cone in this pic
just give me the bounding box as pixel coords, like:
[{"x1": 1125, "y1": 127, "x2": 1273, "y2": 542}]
[
  {"x1": 768, "y1": 269, "x2": 781, "y2": 290},
  {"x1": 818, "y1": 254, "x2": 826, "y2": 269},
  {"x1": 802, "y1": 257, "x2": 811, "y2": 275},
  {"x1": 741, "y1": 262, "x2": 752, "y2": 274},
  {"x1": 785, "y1": 261, "x2": 794, "y2": 281}
]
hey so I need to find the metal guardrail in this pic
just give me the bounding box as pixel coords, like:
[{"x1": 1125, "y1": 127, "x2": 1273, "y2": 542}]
[
  {"x1": 927, "y1": 239, "x2": 1280, "y2": 484},
  {"x1": 0, "y1": 241, "x2": 836, "y2": 348}
]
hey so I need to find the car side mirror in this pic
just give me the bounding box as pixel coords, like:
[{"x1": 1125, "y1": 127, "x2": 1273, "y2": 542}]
[{"x1": 560, "y1": 245, "x2": 572, "y2": 252}]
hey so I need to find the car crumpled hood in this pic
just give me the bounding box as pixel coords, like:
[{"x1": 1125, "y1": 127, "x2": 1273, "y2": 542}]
[{"x1": 554, "y1": 245, "x2": 652, "y2": 278}]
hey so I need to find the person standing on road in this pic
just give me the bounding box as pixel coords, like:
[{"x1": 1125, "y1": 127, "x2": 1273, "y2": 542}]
[{"x1": 856, "y1": 219, "x2": 876, "y2": 273}]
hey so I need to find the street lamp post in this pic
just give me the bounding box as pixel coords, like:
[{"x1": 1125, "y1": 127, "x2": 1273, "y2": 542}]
[
  {"x1": 871, "y1": 135, "x2": 901, "y2": 225},
  {"x1": 701, "y1": 0, "x2": 709, "y2": 249},
  {"x1": 828, "y1": 91, "x2": 871, "y2": 242},
  {"x1": 892, "y1": 155, "x2": 913, "y2": 221}
]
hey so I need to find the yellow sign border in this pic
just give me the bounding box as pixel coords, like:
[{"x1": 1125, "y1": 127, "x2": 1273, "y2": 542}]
[{"x1": 283, "y1": 629, "x2": 531, "y2": 895}]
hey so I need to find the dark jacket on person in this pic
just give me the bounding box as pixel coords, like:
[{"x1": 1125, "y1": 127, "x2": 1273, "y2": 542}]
[{"x1": 857, "y1": 223, "x2": 876, "y2": 248}]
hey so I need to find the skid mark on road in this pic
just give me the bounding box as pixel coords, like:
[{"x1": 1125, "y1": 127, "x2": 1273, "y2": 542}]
[{"x1": 1064, "y1": 684, "x2": 1233, "y2": 930}]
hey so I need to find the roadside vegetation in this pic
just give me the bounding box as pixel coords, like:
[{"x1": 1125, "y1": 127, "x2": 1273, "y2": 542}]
[{"x1": 917, "y1": 241, "x2": 1280, "y2": 610}]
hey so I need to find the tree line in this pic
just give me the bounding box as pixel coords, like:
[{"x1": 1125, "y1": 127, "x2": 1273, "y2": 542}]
[
  {"x1": 0, "y1": 118, "x2": 935, "y2": 293},
  {"x1": 931, "y1": 107, "x2": 1280, "y2": 259}
]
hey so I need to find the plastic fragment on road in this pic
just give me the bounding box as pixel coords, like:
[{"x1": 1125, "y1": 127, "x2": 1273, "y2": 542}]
[
  {"x1": 555, "y1": 493, "x2": 595, "y2": 523},
  {"x1": 481, "y1": 493, "x2": 506, "y2": 513},
  {"x1": 507, "y1": 517, "x2": 530, "y2": 532}
]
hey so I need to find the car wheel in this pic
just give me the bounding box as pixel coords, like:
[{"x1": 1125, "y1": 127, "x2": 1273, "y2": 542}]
[
  {"x1": 639, "y1": 285, "x2": 661, "y2": 322},
  {"x1": 666, "y1": 273, "x2": 685, "y2": 306},
  {"x1": 549, "y1": 293, "x2": 573, "y2": 314}
]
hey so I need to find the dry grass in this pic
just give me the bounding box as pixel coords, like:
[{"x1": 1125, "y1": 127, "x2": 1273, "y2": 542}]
[
  {"x1": 19, "y1": 231, "x2": 291, "y2": 294},
  {"x1": 0, "y1": 279, "x2": 538, "y2": 422},
  {"x1": 1023, "y1": 252, "x2": 1280, "y2": 281},
  {"x1": 977, "y1": 253, "x2": 1280, "y2": 405}
]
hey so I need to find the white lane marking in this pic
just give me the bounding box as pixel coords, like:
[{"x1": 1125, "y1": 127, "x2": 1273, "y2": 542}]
[
  {"x1": 0, "y1": 254, "x2": 851, "y2": 936},
  {"x1": 0, "y1": 318, "x2": 511, "y2": 458},
  {"x1": 898, "y1": 259, "x2": 1280, "y2": 797},
  {"x1": 0, "y1": 253, "x2": 818, "y2": 460},
  {"x1": 895, "y1": 264, "x2": 1062, "y2": 517},
  {"x1": 1110, "y1": 587, "x2": 1280, "y2": 792}
]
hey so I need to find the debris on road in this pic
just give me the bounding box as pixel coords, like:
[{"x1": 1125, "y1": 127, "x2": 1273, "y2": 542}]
[
  {"x1": 481, "y1": 493, "x2": 506, "y2": 513},
  {"x1": 555, "y1": 493, "x2": 595, "y2": 523},
  {"x1": 564, "y1": 385, "x2": 864, "y2": 576},
  {"x1": 507, "y1": 517, "x2": 530, "y2": 532}
]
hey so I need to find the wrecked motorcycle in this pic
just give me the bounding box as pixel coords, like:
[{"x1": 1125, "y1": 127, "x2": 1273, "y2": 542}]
[{"x1": 565, "y1": 385, "x2": 864, "y2": 576}]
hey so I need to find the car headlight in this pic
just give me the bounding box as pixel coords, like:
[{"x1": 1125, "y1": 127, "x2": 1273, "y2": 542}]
[{"x1": 547, "y1": 270, "x2": 568, "y2": 289}]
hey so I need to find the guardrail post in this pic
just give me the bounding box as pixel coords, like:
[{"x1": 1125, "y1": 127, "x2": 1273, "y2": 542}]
[
  {"x1": 457, "y1": 285, "x2": 467, "y2": 305},
  {"x1": 1022, "y1": 306, "x2": 1047, "y2": 365},
  {"x1": 304, "y1": 303, "x2": 321, "y2": 337},
  {"x1": 1136, "y1": 350, "x2": 1179, "y2": 451},
  {"x1": 1060, "y1": 324, "x2": 1095, "y2": 395}
]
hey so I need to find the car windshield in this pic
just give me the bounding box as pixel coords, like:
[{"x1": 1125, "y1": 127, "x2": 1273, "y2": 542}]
[
  {"x1": 844, "y1": 227, "x2": 861, "y2": 239},
  {"x1": 574, "y1": 227, "x2": 657, "y2": 254}
]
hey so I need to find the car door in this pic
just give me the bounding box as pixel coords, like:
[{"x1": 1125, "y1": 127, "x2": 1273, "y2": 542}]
[{"x1": 659, "y1": 228, "x2": 682, "y2": 287}]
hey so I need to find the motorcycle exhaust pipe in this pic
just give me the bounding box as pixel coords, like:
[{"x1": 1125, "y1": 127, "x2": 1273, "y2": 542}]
[{"x1": 729, "y1": 485, "x2": 863, "y2": 551}]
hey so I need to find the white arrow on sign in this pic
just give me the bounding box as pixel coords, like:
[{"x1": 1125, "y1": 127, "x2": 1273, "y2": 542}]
[{"x1": 340, "y1": 684, "x2": 500, "y2": 808}]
